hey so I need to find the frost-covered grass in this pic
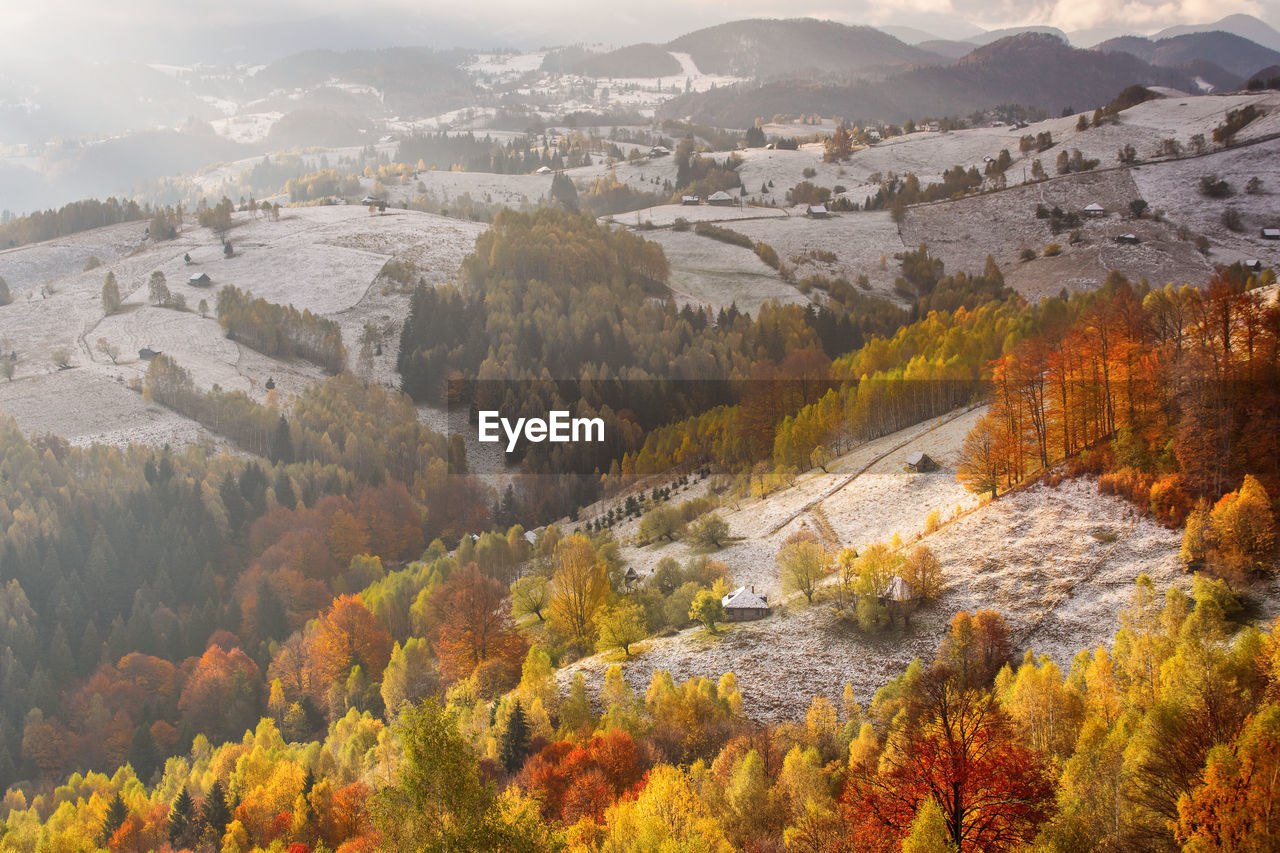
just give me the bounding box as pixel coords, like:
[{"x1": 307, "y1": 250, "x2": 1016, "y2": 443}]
[
  {"x1": 559, "y1": 407, "x2": 1184, "y2": 721},
  {"x1": 641, "y1": 229, "x2": 807, "y2": 314},
  {"x1": 0, "y1": 206, "x2": 481, "y2": 447}
]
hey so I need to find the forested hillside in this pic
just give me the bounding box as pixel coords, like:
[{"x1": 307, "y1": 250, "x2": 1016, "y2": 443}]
[
  {"x1": 0, "y1": 372, "x2": 490, "y2": 796},
  {"x1": 0, "y1": 190, "x2": 1277, "y2": 853}
]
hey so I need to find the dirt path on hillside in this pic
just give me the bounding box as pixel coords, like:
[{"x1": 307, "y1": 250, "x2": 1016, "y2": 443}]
[{"x1": 767, "y1": 405, "x2": 980, "y2": 536}]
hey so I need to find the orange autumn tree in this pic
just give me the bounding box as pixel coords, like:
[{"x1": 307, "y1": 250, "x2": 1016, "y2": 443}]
[
  {"x1": 304, "y1": 595, "x2": 393, "y2": 693},
  {"x1": 431, "y1": 564, "x2": 527, "y2": 689},
  {"x1": 178, "y1": 644, "x2": 263, "y2": 743},
  {"x1": 1176, "y1": 703, "x2": 1280, "y2": 851}
]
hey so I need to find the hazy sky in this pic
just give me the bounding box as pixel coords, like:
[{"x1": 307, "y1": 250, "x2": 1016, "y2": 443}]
[{"x1": 2, "y1": 0, "x2": 1277, "y2": 61}]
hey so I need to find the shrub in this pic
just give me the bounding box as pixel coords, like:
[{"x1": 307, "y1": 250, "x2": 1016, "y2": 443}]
[
  {"x1": 924, "y1": 509, "x2": 941, "y2": 534},
  {"x1": 638, "y1": 506, "x2": 685, "y2": 544},
  {"x1": 693, "y1": 221, "x2": 753, "y2": 248},
  {"x1": 754, "y1": 242, "x2": 781, "y2": 269},
  {"x1": 1044, "y1": 244, "x2": 1062, "y2": 257},
  {"x1": 1149, "y1": 474, "x2": 1191, "y2": 527},
  {"x1": 1020, "y1": 248, "x2": 1037, "y2": 261},
  {"x1": 1199, "y1": 175, "x2": 1232, "y2": 198},
  {"x1": 689, "y1": 514, "x2": 730, "y2": 549}
]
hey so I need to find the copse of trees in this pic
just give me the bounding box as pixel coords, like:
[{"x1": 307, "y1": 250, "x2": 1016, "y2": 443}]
[
  {"x1": 955, "y1": 265, "x2": 1280, "y2": 543},
  {"x1": 0, "y1": 197, "x2": 149, "y2": 249},
  {"x1": 395, "y1": 130, "x2": 577, "y2": 175},
  {"x1": 283, "y1": 169, "x2": 362, "y2": 202},
  {"x1": 216, "y1": 285, "x2": 347, "y2": 373},
  {"x1": 672, "y1": 137, "x2": 743, "y2": 198},
  {"x1": 196, "y1": 197, "x2": 235, "y2": 234}
]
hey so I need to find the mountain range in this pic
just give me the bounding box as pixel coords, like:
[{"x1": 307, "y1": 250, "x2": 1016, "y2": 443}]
[{"x1": 656, "y1": 32, "x2": 1224, "y2": 126}]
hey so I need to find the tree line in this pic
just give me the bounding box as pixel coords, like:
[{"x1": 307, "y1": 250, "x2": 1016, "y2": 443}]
[{"x1": 216, "y1": 285, "x2": 347, "y2": 374}]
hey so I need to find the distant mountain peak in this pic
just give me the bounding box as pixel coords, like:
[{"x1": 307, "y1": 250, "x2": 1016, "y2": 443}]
[{"x1": 1152, "y1": 13, "x2": 1280, "y2": 52}]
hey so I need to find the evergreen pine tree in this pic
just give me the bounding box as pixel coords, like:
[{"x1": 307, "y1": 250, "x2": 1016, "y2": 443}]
[
  {"x1": 201, "y1": 781, "x2": 231, "y2": 843},
  {"x1": 269, "y1": 415, "x2": 294, "y2": 464},
  {"x1": 498, "y1": 700, "x2": 530, "y2": 773},
  {"x1": 100, "y1": 792, "x2": 128, "y2": 846},
  {"x1": 169, "y1": 787, "x2": 196, "y2": 849}
]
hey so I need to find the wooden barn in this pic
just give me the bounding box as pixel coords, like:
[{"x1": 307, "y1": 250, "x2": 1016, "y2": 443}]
[
  {"x1": 722, "y1": 586, "x2": 770, "y2": 621},
  {"x1": 905, "y1": 451, "x2": 937, "y2": 473}
]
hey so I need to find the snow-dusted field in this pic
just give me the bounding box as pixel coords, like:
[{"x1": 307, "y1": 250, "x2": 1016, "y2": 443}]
[
  {"x1": 642, "y1": 229, "x2": 809, "y2": 314},
  {"x1": 559, "y1": 407, "x2": 1185, "y2": 721},
  {"x1": 383, "y1": 169, "x2": 551, "y2": 210},
  {"x1": 0, "y1": 368, "x2": 229, "y2": 451},
  {"x1": 0, "y1": 206, "x2": 483, "y2": 447},
  {"x1": 730, "y1": 211, "x2": 907, "y2": 298},
  {"x1": 604, "y1": 203, "x2": 787, "y2": 228},
  {"x1": 1132, "y1": 141, "x2": 1280, "y2": 270}
]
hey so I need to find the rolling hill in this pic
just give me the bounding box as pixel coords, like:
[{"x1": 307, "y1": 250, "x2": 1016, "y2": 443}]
[
  {"x1": 964, "y1": 26, "x2": 1069, "y2": 46},
  {"x1": 571, "y1": 43, "x2": 682, "y2": 78},
  {"x1": 665, "y1": 18, "x2": 947, "y2": 79},
  {"x1": 1096, "y1": 31, "x2": 1280, "y2": 81}
]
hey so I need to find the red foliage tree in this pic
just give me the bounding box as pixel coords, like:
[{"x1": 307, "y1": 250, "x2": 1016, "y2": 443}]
[
  {"x1": 842, "y1": 672, "x2": 1054, "y2": 852},
  {"x1": 517, "y1": 732, "x2": 645, "y2": 824}
]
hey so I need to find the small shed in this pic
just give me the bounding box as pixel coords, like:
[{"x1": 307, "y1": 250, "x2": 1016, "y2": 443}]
[
  {"x1": 806, "y1": 204, "x2": 830, "y2": 218},
  {"x1": 534, "y1": 166, "x2": 553, "y2": 175},
  {"x1": 1083, "y1": 203, "x2": 1105, "y2": 217},
  {"x1": 1115, "y1": 234, "x2": 1140, "y2": 245},
  {"x1": 188, "y1": 272, "x2": 211, "y2": 286},
  {"x1": 138, "y1": 346, "x2": 161, "y2": 360},
  {"x1": 681, "y1": 195, "x2": 700, "y2": 205},
  {"x1": 722, "y1": 586, "x2": 770, "y2": 621},
  {"x1": 360, "y1": 196, "x2": 378, "y2": 205},
  {"x1": 905, "y1": 451, "x2": 937, "y2": 473},
  {"x1": 1244, "y1": 259, "x2": 1263, "y2": 273},
  {"x1": 649, "y1": 146, "x2": 671, "y2": 157},
  {"x1": 707, "y1": 190, "x2": 734, "y2": 206},
  {"x1": 1262, "y1": 228, "x2": 1280, "y2": 240},
  {"x1": 883, "y1": 576, "x2": 912, "y2": 601},
  {"x1": 624, "y1": 567, "x2": 640, "y2": 588}
]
